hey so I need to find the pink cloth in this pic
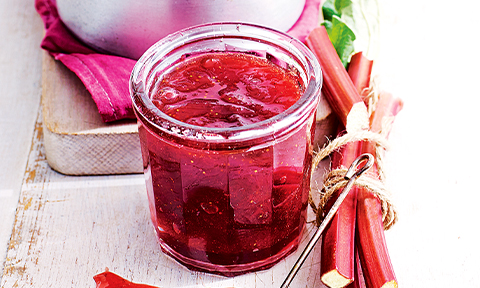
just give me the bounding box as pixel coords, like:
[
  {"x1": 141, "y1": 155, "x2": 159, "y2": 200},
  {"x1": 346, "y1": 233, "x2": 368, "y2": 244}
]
[{"x1": 35, "y1": 0, "x2": 320, "y2": 122}]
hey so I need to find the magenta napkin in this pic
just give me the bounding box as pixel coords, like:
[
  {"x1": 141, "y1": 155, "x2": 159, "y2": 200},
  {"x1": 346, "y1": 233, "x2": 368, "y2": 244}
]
[{"x1": 35, "y1": 0, "x2": 321, "y2": 122}]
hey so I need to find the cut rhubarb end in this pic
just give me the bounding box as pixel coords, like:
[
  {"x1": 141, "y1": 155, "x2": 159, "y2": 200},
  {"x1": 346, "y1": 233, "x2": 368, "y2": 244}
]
[
  {"x1": 356, "y1": 187, "x2": 397, "y2": 288},
  {"x1": 368, "y1": 92, "x2": 404, "y2": 134},
  {"x1": 321, "y1": 269, "x2": 353, "y2": 288},
  {"x1": 306, "y1": 27, "x2": 365, "y2": 127},
  {"x1": 320, "y1": 187, "x2": 357, "y2": 287},
  {"x1": 320, "y1": 141, "x2": 362, "y2": 288},
  {"x1": 382, "y1": 280, "x2": 398, "y2": 288}
]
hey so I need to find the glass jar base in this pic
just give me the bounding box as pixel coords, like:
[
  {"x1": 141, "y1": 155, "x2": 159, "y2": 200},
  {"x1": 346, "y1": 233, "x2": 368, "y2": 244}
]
[{"x1": 154, "y1": 229, "x2": 302, "y2": 277}]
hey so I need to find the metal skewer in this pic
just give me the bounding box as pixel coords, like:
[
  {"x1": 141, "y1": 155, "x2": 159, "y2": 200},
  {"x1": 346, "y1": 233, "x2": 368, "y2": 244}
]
[{"x1": 280, "y1": 153, "x2": 374, "y2": 288}]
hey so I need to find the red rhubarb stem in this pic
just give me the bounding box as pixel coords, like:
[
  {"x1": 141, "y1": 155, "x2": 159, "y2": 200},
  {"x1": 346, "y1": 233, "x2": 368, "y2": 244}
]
[
  {"x1": 306, "y1": 27, "x2": 366, "y2": 127},
  {"x1": 320, "y1": 140, "x2": 362, "y2": 287},
  {"x1": 347, "y1": 52, "x2": 374, "y2": 97},
  {"x1": 346, "y1": 246, "x2": 367, "y2": 288},
  {"x1": 356, "y1": 187, "x2": 397, "y2": 288},
  {"x1": 320, "y1": 48, "x2": 374, "y2": 288},
  {"x1": 356, "y1": 92, "x2": 403, "y2": 288}
]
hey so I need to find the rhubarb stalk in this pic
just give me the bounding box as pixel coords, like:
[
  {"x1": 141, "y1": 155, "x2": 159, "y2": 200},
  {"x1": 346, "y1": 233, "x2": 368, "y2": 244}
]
[
  {"x1": 347, "y1": 52, "x2": 374, "y2": 97},
  {"x1": 356, "y1": 92, "x2": 403, "y2": 288},
  {"x1": 306, "y1": 27, "x2": 367, "y2": 128},
  {"x1": 320, "y1": 140, "x2": 361, "y2": 287},
  {"x1": 320, "y1": 51, "x2": 373, "y2": 288},
  {"x1": 346, "y1": 247, "x2": 367, "y2": 288},
  {"x1": 356, "y1": 187, "x2": 397, "y2": 288}
]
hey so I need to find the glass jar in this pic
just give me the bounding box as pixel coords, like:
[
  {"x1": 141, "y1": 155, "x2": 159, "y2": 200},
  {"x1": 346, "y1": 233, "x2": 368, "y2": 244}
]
[{"x1": 130, "y1": 22, "x2": 322, "y2": 276}]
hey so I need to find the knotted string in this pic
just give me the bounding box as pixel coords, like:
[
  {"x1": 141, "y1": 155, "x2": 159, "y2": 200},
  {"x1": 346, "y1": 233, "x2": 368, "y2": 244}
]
[{"x1": 309, "y1": 107, "x2": 398, "y2": 230}]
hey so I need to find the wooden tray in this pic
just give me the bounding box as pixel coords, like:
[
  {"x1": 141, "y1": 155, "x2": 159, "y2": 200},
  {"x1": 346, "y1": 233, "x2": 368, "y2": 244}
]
[
  {"x1": 41, "y1": 52, "x2": 337, "y2": 175},
  {"x1": 41, "y1": 52, "x2": 143, "y2": 175}
]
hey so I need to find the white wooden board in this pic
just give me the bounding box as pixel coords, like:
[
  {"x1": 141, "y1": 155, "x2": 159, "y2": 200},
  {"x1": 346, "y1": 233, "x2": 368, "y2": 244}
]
[{"x1": 41, "y1": 52, "x2": 143, "y2": 175}]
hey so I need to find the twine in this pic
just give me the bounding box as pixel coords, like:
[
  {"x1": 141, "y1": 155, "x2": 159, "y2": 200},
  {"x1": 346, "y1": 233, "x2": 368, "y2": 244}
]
[
  {"x1": 363, "y1": 76, "x2": 381, "y2": 117},
  {"x1": 309, "y1": 116, "x2": 398, "y2": 230}
]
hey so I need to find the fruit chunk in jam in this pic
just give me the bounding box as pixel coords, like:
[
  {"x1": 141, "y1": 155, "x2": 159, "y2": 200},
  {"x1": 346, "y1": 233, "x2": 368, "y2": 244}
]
[
  {"x1": 138, "y1": 52, "x2": 315, "y2": 275},
  {"x1": 150, "y1": 52, "x2": 303, "y2": 127}
]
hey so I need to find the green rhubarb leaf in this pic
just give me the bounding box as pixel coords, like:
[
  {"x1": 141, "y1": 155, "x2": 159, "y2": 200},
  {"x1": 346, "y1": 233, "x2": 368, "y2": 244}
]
[
  {"x1": 337, "y1": 0, "x2": 381, "y2": 59},
  {"x1": 322, "y1": 0, "x2": 339, "y2": 22},
  {"x1": 334, "y1": 0, "x2": 353, "y2": 13},
  {"x1": 323, "y1": 16, "x2": 356, "y2": 67},
  {"x1": 321, "y1": 0, "x2": 381, "y2": 64}
]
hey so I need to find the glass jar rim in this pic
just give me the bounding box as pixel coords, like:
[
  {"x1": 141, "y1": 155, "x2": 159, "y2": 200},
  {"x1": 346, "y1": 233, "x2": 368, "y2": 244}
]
[{"x1": 130, "y1": 22, "x2": 322, "y2": 147}]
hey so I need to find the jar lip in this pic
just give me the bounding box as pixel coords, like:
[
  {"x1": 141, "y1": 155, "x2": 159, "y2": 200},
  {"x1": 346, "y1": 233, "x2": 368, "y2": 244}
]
[{"x1": 130, "y1": 22, "x2": 322, "y2": 143}]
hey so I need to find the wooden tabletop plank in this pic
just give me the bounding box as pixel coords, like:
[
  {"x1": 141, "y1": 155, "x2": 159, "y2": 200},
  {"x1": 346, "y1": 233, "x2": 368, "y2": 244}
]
[
  {"x1": 0, "y1": 0, "x2": 45, "y2": 274},
  {"x1": 1, "y1": 109, "x2": 327, "y2": 287}
]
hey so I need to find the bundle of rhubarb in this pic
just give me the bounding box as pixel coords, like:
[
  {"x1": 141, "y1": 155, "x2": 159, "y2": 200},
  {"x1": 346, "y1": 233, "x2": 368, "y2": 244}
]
[{"x1": 307, "y1": 0, "x2": 403, "y2": 287}]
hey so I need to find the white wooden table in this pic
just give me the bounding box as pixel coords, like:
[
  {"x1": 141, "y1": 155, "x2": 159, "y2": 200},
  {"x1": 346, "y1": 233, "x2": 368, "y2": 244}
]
[{"x1": 2, "y1": 0, "x2": 480, "y2": 287}]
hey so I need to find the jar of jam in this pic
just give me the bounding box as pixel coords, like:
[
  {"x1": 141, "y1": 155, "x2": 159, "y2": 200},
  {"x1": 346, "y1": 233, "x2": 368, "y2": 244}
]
[{"x1": 130, "y1": 22, "x2": 322, "y2": 276}]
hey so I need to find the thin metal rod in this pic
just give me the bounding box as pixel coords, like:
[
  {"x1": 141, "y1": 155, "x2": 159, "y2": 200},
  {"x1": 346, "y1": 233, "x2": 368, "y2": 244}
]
[{"x1": 280, "y1": 153, "x2": 374, "y2": 288}]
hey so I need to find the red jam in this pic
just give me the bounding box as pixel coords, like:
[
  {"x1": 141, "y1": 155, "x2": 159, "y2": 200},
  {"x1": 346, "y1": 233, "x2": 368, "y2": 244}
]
[
  {"x1": 150, "y1": 52, "x2": 303, "y2": 127},
  {"x1": 136, "y1": 52, "x2": 315, "y2": 275}
]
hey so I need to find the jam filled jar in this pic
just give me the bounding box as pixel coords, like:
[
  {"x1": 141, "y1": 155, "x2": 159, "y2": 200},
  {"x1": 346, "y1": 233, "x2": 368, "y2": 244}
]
[{"x1": 130, "y1": 23, "x2": 322, "y2": 276}]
